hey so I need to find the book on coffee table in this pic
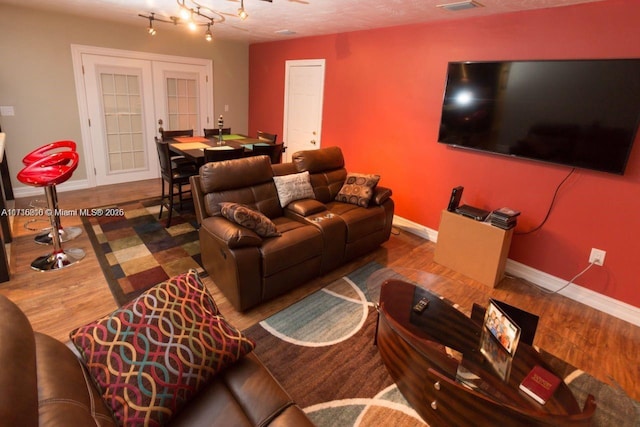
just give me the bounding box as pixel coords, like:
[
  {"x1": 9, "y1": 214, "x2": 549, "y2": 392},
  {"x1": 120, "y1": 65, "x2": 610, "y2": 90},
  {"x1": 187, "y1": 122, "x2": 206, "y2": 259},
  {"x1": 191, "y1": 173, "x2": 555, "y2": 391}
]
[{"x1": 519, "y1": 365, "x2": 561, "y2": 404}]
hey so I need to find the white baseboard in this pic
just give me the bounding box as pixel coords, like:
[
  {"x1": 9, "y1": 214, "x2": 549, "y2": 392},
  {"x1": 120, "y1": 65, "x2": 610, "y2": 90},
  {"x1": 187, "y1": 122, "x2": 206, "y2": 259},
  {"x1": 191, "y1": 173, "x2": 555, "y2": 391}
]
[
  {"x1": 392, "y1": 215, "x2": 640, "y2": 327},
  {"x1": 12, "y1": 179, "x2": 90, "y2": 199}
]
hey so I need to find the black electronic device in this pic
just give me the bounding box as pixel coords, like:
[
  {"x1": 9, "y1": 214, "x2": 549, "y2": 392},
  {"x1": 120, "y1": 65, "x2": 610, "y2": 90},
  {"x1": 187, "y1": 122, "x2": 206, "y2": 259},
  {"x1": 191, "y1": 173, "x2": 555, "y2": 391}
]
[
  {"x1": 413, "y1": 297, "x2": 430, "y2": 313},
  {"x1": 437, "y1": 59, "x2": 640, "y2": 175},
  {"x1": 447, "y1": 186, "x2": 464, "y2": 212},
  {"x1": 455, "y1": 204, "x2": 490, "y2": 221}
]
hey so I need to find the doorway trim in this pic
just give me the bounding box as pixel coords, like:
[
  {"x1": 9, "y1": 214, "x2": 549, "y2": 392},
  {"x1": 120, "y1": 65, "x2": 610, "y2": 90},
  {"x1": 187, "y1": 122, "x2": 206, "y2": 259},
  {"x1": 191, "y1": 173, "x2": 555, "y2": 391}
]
[{"x1": 71, "y1": 44, "x2": 213, "y2": 188}]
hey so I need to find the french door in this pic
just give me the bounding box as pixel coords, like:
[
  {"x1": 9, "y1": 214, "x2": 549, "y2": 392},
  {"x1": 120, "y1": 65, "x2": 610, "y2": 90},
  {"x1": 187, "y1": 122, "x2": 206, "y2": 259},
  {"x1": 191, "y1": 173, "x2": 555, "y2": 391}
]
[
  {"x1": 153, "y1": 61, "x2": 210, "y2": 136},
  {"x1": 82, "y1": 55, "x2": 157, "y2": 185},
  {"x1": 72, "y1": 45, "x2": 212, "y2": 187}
]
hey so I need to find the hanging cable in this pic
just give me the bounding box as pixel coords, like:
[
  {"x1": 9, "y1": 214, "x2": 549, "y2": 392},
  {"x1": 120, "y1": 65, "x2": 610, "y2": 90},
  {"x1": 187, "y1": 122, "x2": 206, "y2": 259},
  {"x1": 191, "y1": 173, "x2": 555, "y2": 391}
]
[{"x1": 515, "y1": 168, "x2": 575, "y2": 235}]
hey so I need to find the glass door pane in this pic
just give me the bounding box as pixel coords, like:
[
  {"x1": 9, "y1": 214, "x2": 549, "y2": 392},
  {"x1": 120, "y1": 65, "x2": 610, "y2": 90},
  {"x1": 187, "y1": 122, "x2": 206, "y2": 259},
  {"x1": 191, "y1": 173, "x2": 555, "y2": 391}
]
[
  {"x1": 166, "y1": 76, "x2": 199, "y2": 131},
  {"x1": 100, "y1": 72, "x2": 147, "y2": 173}
]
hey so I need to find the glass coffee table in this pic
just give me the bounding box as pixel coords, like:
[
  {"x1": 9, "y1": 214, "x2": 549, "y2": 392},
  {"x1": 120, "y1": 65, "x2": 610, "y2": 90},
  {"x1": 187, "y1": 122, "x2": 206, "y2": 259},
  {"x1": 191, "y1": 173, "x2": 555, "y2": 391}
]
[{"x1": 368, "y1": 267, "x2": 595, "y2": 426}]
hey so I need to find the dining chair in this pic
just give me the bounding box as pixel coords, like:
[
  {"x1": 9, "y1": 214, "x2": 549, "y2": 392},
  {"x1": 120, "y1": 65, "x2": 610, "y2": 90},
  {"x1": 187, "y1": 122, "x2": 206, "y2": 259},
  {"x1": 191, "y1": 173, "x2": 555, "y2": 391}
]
[
  {"x1": 155, "y1": 139, "x2": 198, "y2": 227},
  {"x1": 155, "y1": 136, "x2": 196, "y2": 169},
  {"x1": 203, "y1": 146, "x2": 245, "y2": 163},
  {"x1": 160, "y1": 129, "x2": 193, "y2": 141},
  {"x1": 256, "y1": 131, "x2": 277, "y2": 144},
  {"x1": 203, "y1": 128, "x2": 231, "y2": 137},
  {"x1": 158, "y1": 130, "x2": 195, "y2": 168},
  {"x1": 252, "y1": 142, "x2": 284, "y2": 164}
]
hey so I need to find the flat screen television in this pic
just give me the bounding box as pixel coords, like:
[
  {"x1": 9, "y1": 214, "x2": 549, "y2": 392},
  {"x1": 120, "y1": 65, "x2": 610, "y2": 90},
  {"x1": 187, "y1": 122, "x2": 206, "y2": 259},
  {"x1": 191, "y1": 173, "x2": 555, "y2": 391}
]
[{"x1": 437, "y1": 59, "x2": 640, "y2": 174}]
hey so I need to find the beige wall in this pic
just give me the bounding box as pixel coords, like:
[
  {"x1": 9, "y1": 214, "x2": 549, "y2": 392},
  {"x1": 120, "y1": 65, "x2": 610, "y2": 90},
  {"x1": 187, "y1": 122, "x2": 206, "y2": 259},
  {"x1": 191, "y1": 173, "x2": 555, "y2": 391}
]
[{"x1": 0, "y1": 5, "x2": 249, "y2": 190}]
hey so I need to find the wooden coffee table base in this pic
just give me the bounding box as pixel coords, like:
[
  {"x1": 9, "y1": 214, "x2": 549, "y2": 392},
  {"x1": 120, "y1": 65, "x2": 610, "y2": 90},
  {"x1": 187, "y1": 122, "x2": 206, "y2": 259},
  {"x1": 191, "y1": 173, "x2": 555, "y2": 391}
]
[{"x1": 375, "y1": 279, "x2": 595, "y2": 427}]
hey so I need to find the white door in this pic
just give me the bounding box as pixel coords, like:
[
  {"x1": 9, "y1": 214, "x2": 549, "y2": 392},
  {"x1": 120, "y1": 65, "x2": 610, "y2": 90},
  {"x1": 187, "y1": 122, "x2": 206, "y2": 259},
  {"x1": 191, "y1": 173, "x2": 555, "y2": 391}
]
[
  {"x1": 73, "y1": 45, "x2": 213, "y2": 187},
  {"x1": 153, "y1": 62, "x2": 210, "y2": 136},
  {"x1": 82, "y1": 55, "x2": 158, "y2": 185},
  {"x1": 283, "y1": 59, "x2": 325, "y2": 161}
]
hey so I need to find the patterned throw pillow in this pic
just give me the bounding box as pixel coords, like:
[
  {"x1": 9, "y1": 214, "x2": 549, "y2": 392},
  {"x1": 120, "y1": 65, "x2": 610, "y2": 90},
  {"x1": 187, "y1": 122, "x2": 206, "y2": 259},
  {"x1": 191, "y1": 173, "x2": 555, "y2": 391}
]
[
  {"x1": 69, "y1": 269, "x2": 255, "y2": 427},
  {"x1": 336, "y1": 173, "x2": 381, "y2": 208},
  {"x1": 219, "y1": 202, "x2": 281, "y2": 237},
  {"x1": 272, "y1": 171, "x2": 315, "y2": 207}
]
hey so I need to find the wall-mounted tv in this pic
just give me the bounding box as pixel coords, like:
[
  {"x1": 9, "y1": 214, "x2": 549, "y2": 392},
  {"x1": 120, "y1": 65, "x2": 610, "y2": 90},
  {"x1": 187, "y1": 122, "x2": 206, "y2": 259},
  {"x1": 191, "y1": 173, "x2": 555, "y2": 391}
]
[{"x1": 437, "y1": 59, "x2": 640, "y2": 175}]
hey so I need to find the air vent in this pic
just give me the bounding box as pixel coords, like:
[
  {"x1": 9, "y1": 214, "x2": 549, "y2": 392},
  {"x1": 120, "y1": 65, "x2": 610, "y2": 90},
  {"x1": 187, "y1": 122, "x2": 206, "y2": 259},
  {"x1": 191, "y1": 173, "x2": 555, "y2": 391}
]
[
  {"x1": 437, "y1": 1, "x2": 484, "y2": 12},
  {"x1": 275, "y1": 29, "x2": 297, "y2": 36}
]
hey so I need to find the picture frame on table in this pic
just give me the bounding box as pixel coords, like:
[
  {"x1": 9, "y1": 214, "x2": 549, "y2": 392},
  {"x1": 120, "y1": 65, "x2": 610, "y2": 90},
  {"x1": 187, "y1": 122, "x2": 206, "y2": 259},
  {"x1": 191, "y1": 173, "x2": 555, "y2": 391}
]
[
  {"x1": 483, "y1": 299, "x2": 521, "y2": 355},
  {"x1": 479, "y1": 328, "x2": 513, "y2": 381}
]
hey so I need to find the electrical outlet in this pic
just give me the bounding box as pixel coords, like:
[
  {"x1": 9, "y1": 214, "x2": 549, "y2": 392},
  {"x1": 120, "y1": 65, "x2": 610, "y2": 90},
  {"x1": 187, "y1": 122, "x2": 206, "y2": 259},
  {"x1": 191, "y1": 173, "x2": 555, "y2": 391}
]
[{"x1": 589, "y1": 248, "x2": 606, "y2": 266}]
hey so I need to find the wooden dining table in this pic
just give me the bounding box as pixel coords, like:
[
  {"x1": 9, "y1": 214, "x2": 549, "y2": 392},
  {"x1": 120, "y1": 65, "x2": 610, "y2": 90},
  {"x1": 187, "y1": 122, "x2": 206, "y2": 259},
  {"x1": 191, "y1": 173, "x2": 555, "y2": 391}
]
[{"x1": 169, "y1": 134, "x2": 272, "y2": 165}]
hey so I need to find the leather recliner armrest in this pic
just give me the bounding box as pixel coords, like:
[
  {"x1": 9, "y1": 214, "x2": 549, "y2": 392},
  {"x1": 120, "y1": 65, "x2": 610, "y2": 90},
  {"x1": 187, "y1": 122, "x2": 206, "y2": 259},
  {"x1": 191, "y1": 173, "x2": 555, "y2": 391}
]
[
  {"x1": 200, "y1": 217, "x2": 263, "y2": 249},
  {"x1": 371, "y1": 186, "x2": 392, "y2": 206},
  {"x1": 285, "y1": 199, "x2": 327, "y2": 217}
]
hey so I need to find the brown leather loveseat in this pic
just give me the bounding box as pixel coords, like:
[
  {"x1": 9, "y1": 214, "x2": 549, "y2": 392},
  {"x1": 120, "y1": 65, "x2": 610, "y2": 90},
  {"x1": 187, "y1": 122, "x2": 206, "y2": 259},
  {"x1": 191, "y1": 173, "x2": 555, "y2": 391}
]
[
  {"x1": 191, "y1": 146, "x2": 394, "y2": 311},
  {"x1": 0, "y1": 294, "x2": 313, "y2": 426}
]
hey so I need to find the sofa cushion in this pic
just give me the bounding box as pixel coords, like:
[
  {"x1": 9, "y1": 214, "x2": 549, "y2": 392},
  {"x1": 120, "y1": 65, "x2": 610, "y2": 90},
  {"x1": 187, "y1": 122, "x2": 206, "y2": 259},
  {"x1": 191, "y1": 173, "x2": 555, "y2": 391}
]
[
  {"x1": 220, "y1": 202, "x2": 281, "y2": 237},
  {"x1": 260, "y1": 218, "x2": 323, "y2": 277},
  {"x1": 335, "y1": 173, "x2": 380, "y2": 208},
  {"x1": 69, "y1": 269, "x2": 255, "y2": 427},
  {"x1": 273, "y1": 171, "x2": 315, "y2": 207},
  {"x1": 325, "y1": 201, "x2": 387, "y2": 243}
]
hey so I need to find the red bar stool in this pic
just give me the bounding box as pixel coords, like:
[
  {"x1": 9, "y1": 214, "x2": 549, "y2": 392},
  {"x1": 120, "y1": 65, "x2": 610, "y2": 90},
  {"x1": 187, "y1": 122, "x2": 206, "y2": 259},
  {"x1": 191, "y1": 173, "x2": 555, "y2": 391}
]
[
  {"x1": 22, "y1": 140, "x2": 82, "y2": 244},
  {"x1": 17, "y1": 151, "x2": 85, "y2": 271}
]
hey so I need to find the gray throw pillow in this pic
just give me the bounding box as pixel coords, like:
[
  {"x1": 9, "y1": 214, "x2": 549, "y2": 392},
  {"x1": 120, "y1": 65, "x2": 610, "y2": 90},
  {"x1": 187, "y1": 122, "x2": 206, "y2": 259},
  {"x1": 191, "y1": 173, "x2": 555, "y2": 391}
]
[{"x1": 273, "y1": 171, "x2": 315, "y2": 207}]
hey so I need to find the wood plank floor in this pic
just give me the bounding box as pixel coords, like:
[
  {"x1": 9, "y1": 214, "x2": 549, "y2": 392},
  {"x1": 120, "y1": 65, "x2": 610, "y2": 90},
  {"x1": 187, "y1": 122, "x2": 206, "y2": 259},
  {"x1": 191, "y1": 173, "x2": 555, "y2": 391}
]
[{"x1": 2, "y1": 178, "x2": 638, "y2": 401}]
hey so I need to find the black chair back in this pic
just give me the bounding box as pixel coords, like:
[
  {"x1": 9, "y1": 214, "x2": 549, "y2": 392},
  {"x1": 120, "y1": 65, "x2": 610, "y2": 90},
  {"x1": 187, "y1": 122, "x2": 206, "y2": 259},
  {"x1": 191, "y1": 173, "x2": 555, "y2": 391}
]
[
  {"x1": 203, "y1": 147, "x2": 245, "y2": 163},
  {"x1": 155, "y1": 139, "x2": 173, "y2": 179},
  {"x1": 160, "y1": 129, "x2": 193, "y2": 141},
  {"x1": 252, "y1": 142, "x2": 284, "y2": 164},
  {"x1": 204, "y1": 128, "x2": 231, "y2": 137},
  {"x1": 256, "y1": 131, "x2": 277, "y2": 144}
]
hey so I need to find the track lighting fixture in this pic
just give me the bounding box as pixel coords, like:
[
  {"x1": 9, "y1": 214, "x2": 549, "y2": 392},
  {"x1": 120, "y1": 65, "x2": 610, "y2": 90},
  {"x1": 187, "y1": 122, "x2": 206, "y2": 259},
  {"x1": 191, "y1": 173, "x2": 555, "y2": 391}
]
[{"x1": 139, "y1": 0, "x2": 270, "y2": 42}]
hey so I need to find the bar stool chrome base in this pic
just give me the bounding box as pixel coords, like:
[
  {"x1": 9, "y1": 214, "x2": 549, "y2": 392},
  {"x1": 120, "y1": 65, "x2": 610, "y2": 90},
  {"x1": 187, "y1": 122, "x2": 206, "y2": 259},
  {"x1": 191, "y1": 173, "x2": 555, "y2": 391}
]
[
  {"x1": 34, "y1": 226, "x2": 83, "y2": 245},
  {"x1": 30, "y1": 248, "x2": 85, "y2": 271}
]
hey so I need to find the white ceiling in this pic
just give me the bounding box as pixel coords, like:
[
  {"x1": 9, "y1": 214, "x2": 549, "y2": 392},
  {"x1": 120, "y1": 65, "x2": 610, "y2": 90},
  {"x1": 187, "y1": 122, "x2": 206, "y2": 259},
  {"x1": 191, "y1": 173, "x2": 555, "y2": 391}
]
[{"x1": 1, "y1": 0, "x2": 604, "y2": 43}]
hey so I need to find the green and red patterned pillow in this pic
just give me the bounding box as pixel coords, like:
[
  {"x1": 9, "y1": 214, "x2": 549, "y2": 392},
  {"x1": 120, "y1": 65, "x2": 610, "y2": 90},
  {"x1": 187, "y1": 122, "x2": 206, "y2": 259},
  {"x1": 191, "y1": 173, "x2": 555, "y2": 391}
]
[{"x1": 69, "y1": 269, "x2": 255, "y2": 426}]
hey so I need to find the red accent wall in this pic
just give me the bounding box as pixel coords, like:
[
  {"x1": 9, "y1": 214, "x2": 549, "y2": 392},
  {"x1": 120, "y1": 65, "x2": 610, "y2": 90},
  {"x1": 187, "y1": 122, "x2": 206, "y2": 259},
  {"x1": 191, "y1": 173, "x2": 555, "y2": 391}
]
[{"x1": 249, "y1": 0, "x2": 640, "y2": 308}]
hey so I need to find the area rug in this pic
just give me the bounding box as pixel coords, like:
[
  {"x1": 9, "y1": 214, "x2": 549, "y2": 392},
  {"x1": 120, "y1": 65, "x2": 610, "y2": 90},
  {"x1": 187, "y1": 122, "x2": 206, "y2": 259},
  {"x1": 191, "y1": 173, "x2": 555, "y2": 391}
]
[
  {"x1": 244, "y1": 262, "x2": 639, "y2": 427},
  {"x1": 82, "y1": 198, "x2": 204, "y2": 306}
]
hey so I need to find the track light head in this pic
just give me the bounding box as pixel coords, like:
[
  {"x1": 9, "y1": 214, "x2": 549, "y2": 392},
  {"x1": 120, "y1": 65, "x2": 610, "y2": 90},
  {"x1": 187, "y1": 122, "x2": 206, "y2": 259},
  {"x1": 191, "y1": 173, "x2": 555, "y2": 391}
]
[
  {"x1": 147, "y1": 14, "x2": 156, "y2": 35},
  {"x1": 238, "y1": 0, "x2": 248, "y2": 20}
]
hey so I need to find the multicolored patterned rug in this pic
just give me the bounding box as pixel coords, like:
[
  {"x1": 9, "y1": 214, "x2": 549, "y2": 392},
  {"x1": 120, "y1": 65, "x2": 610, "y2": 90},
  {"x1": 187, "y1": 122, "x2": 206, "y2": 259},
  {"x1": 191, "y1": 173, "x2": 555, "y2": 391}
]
[
  {"x1": 245, "y1": 262, "x2": 426, "y2": 426},
  {"x1": 245, "y1": 262, "x2": 639, "y2": 427},
  {"x1": 82, "y1": 198, "x2": 204, "y2": 306}
]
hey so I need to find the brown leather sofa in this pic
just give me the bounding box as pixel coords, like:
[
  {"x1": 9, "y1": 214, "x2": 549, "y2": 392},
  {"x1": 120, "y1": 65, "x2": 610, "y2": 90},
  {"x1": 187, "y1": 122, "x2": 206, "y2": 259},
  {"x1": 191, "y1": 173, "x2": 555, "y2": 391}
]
[
  {"x1": 0, "y1": 294, "x2": 313, "y2": 426},
  {"x1": 191, "y1": 146, "x2": 394, "y2": 311}
]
